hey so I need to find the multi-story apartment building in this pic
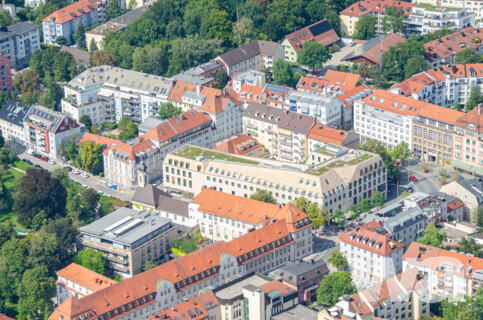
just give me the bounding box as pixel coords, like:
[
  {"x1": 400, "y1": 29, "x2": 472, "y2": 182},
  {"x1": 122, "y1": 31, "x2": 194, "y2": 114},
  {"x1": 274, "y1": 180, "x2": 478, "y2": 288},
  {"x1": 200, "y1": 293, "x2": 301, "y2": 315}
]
[
  {"x1": 50, "y1": 218, "x2": 310, "y2": 320},
  {"x1": 453, "y1": 106, "x2": 483, "y2": 170},
  {"x1": 297, "y1": 70, "x2": 361, "y2": 96},
  {"x1": 407, "y1": 4, "x2": 475, "y2": 35},
  {"x1": 189, "y1": 188, "x2": 313, "y2": 260},
  {"x1": 42, "y1": 0, "x2": 108, "y2": 46},
  {"x1": 281, "y1": 19, "x2": 340, "y2": 63},
  {"x1": 307, "y1": 124, "x2": 360, "y2": 155},
  {"x1": 401, "y1": 191, "x2": 464, "y2": 224},
  {"x1": 231, "y1": 70, "x2": 265, "y2": 93},
  {"x1": 78, "y1": 207, "x2": 178, "y2": 277},
  {"x1": 440, "y1": 179, "x2": 483, "y2": 222},
  {"x1": 260, "y1": 83, "x2": 292, "y2": 109},
  {"x1": 340, "y1": 0, "x2": 414, "y2": 36},
  {"x1": 0, "y1": 100, "x2": 30, "y2": 144},
  {"x1": 0, "y1": 22, "x2": 40, "y2": 70},
  {"x1": 340, "y1": 221, "x2": 405, "y2": 283},
  {"x1": 56, "y1": 263, "x2": 116, "y2": 304},
  {"x1": 63, "y1": 66, "x2": 174, "y2": 124},
  {"x1": 216, "y1": 40, "x2": 284, "y2": 76},
  {"x1": 163, "y1": 144, "x2": 386, "y2": 214},
  {"x1": 0, "y1": 55, "x2": 12, "y2": 92},
  {"x1": 416, "y1": 0, "x2": 483, "y2": 22},
  {"x1": 403, "y1": 242, "x2": 483, "y2": 301},
  {"x1": 284, "y1": 91, "x2": 342, "y2": 128},
  {"x1": 243, "y1": 103, "x2": 316, "y2": 162},
  {"x1": 24, "y1": 105, "x2": 84, "y2": 159},
  {"x1": 325, "y1": 268, "x2": 430, "y2": 320}
]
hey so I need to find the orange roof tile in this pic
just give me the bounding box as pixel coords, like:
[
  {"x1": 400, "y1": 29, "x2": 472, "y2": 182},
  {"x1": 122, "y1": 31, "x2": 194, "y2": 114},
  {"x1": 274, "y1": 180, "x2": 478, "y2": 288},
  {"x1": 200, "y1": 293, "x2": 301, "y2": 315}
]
[
  {"x1": 213, "y1": 135, "x2": 264, "y2": 155},
  {"x1": 259, "y1": 280, "x2": 293, "y2": 296},
  {"x1": 78, "y1": 132, "x2": 119, "y2": 148},
  {"x1": 337, "y1": 84, "x2": 374, "y2": 108},
  {"x1": 198, "y1": 87, "x2": 242, "y2": 114},
  {"x1": 146, "y1": 291, "x2": 218, "y2": 320},
  {"x1": 169, "y1": 81, "x2": 199, "y2": 102},
  {"x1": 297, "y1": 71, "x2": 360, "y2": 94},
  {"x1": 43, "y1": 0, "x2": 97, "y2": 23},
  {"x1": 308, "y1": 124, "x2": 349, "y2": 146},
  {"x1": 340, "y1": 0, "x2": 413, "y2": 17},
  {"x1": 0, "y1": 314, "x2": 14, "y2": 320},
  {"x1": 57, "y1": 263, "x2": 116, "y2": 293},
  {"x1": 343, "y1": 33, "x2": 406, "y2": 65},
  {"x1": 455, "y1": 105, "x2": 483, "y2": 133},
  {"x1": 324, "y1": 70, "x2": 361, "y2": 88},
  {"x1": 424, "y1": 27, "x2": 483, "y2": 62},
  {"x1": 284, "y1": 19, "x2": 340, "y2": 54}
]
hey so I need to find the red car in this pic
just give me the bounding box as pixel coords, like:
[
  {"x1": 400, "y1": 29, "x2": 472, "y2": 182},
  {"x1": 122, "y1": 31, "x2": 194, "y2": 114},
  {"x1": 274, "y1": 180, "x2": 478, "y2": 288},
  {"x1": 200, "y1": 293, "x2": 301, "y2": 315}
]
[
  {"x1": 40, "y1": 157, "x2": 48, "y2": 162},
  {"x1": 394, "y1": 161, "x2": 400, "y2": 165},
  {"x1": 409, "y1": 175, "x2": 418, "y2": 182}
]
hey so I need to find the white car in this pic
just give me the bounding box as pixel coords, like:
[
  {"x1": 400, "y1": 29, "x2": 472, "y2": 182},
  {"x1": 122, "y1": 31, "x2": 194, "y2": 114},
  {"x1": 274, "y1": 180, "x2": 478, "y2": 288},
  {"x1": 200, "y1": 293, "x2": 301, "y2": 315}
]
[
  {"x1": 26, "y1": 149, "x2": 35, "y2": 155},
  {"x1": 48, "y1": 160, "x2": 56, "y2": 165},
  {"x1": 80, "y1": 173, "x2": 89, "y2": 178},
  {"x1": 72, "y1": 170, "x2": 80, "y2": 175}
]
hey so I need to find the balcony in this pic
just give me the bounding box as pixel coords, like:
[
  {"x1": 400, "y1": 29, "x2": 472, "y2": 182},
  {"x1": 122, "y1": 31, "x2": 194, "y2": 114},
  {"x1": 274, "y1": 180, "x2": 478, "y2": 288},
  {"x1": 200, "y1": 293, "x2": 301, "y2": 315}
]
[
  {"x1": 245, "y1": 123, "x2": 258, "y2": 130},
  {"x1": 280, "y1": 140, "x2": 292, "y2": 147}
]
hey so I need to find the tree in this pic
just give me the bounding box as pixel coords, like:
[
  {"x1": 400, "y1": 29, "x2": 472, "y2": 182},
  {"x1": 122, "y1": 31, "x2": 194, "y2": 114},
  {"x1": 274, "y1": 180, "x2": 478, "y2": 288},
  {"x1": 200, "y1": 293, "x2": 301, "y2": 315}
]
[
  {"x1": 128, "y1": 0, "x2": 137, "y2": 9},
  {"x1": 466, "y1": 85, "x2": 483, "y2": 112},
  {"x1": 454, "y1": 237, "x2": 483, "y2": 258},
  {"x1": 143, "y1": 261, "x2": 157, "y2": 271},
  {"x1": 382, "y1": 6, "x2": 404, "y2": 34},
  {"x1": 14, "y1": 169, "x2": 67, "y2": 228},
  {"x1": 455, "y1": 48, "x2": 482, "y2": 64},
  {"x1": 0, "y1": 12, "x2": 13, "y2": 26},
  {"x1": 273, "y1": 59, "x2": 295, "y2": 87},
  {"x1": 13, "y1": 70, "x2": 42, "y2": 95},
  {"x1": 81, "y1": 188, "x2": 100, "y2": 214},
  {"x1": 454, "y1": 102, "x2": 462, "y2": 111},
  {"x1": 79, "y1": 114, "x2": 93, "y2": 132},
  {"x1": 89, "y1": 38, "x2": 98, "y2": 52},
  {"x1": 250, "y1": 190, "x2": 276, "y2": 204},
  {"x1": 0, "y1": 130, "x2": 4, "y2": 149},
  {"x1": 79, "y1": 141, "x2": 104, "y2": 175},
  {"x1": 233, "y1": 16, "x2": 257, "y2": 46},
  {"x1": 107, "y1": 0, "x2": 123, "y2": 20},
  {"x1": 55, "y1": 36, "x2": 67, "y2": 45},
  {"x1": 92, "y1": 50, "x2": 117, "y2": 66},
  {"x1": 132, "y1": 45, "x2": 168, "y2": 75},
  {"x1": 293, "y1": 197, "x2": 329, "y2": 228},
  {"x1": 358, "y1": 198, "x2": 372, "y2": 213},
  {"x1": 474, "y1": 207, "x2": 483, "y2": 228},
  {"x1": 74, "y1": 21, "x2": 86, "y2": 49},
  {"x1": 0, "y1": 221, "x2": 14, "y2": 248},
  {"x1": 0, "y1": 238, "x2": 29, "y2": 302},
  {"x1": 296, "y1": 41, "x2": 329, "y2": 71},
  {"x1": 353, "y1": 15, "x2": 376, "y2": 40},
  {"x1": 404, "y1": 55, "x2": 429, "y2": 79},
  {"x1": 392, "y1": 141, "x2": 411, "y2": 160},
  {"x1": 118, "y1": 116, "x2": 138, "y2": 141},
  {"x1": 316, "y1": 272, "x2": 356, "y2": 306},
  {"x1": 16, "y1": 265, "x2": 56, "y2": 320},
  {"x1": 421, "y1": 162, "x2": 429, "y2": 172},
  {"x1": 214, "y1": 70, "x2": 228, "y2": 89},
  {"x1": 417, "y1": 224, "x2": 446, "y2": 247},
  {"x1": 74, "y1": 248, "x2": 107, "y2": 275},
  {"x1": 328, "y1": 250, "x2": 348, "y2": 270},
  {"x1": 99, "y1": 197, "x2": 115, "y2": 216},
  {"x1": 158, "y1": 102, "x2": 182, "y2": 120},
  {"x1": 358, "y1": 139, "x2": 397, "y2": 178},
  {"x1": 207, "y1": 9, "x2": 233, "y2": 48},
  {"x1": 371, "y1": 191, "x2": 384, "y2": 209}
]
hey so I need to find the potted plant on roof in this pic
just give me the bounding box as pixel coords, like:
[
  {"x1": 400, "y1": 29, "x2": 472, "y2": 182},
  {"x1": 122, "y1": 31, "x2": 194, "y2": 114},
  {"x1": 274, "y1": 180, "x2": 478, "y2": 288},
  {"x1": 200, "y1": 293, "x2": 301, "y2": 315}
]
[{"x1": 421, "y1": 162, "x2": 429, "y2": 173}]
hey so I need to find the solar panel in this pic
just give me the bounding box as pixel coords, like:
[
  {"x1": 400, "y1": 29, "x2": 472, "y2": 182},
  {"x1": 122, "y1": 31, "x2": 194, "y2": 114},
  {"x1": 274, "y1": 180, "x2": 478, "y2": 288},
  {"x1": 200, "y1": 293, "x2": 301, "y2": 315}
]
[{"x1": 308, "y1": 20, "x2": 332, "y2": 37}]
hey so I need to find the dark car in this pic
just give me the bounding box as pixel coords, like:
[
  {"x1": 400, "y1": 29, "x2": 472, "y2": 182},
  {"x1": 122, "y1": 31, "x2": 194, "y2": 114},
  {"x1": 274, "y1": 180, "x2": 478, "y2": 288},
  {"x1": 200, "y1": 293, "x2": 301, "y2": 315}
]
[
  {"x1": 33, "y1": 154, "x2": 41, "y2": 159},
  {"x1": 407, "y1": 187, "x2": 414, "y2": 193},
  {"x1": 65, "y1": 166, "x2": 73, "y2": 172},
  {"x1": 34, "y1": 164, "x2": 42, "y2": 169}
]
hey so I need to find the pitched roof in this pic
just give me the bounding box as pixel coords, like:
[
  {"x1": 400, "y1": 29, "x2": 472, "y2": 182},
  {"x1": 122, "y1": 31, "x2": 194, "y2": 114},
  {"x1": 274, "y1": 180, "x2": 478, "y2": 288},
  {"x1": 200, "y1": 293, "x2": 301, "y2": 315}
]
[
  {"x1": 260, "y1": 84, "x2": 292, "y2": 104},
  {"x1": 146, "y1": 291, "x2": 218, "y2": 320},
  {"x1": 217, "y1": 40, "x2": 281, "y2": 67},
  {"x1": 308, "y1": 124, "x2": 350, "y2": 146},
  {"x1": 424, "y1": 27, "x2": 483, "y2": 62},
  {"x1": 342, "y1": 33, "x2": 406, "y2": 65},
  {"x1": 43, "y1": 0, "x2": 97, "y2": 23},
  {"x1": 283, "y1": 19, "x2": 340, "y2": 53},
  {"x1": 297, "y1": 71, "x2": 361, "y2": 94},
  {"x1": 456, "y1": 107, "x2": 483, "y2": 133},
  {"x1": 56, "y1": 263, "x2": 116, "y2": 293},
  {"x1": 213, "y1": 135, "x2": 264, "y2": 155},
  {"x1": 259, "y1": 280, "x2": 294, "y2": 296},
  {"x1": 131, "y1": 184, "x2": 172, "y2": 207},
  {"x1": 340, "y1": 0, "x2": 414, "y2": 17},
  {"x1": 0, "y1": 314, "x2": 14, "y2": 320},
  {"x1": 337, "y1": 84, "x2": 375, "y2": 108},
  {"x1": 198, "y1": 87, "x2": 242, "y2": 114},
  {"x1": 0, "y1": 99, "x2": 30, "y2": 127},
  {"x1": 389, "y1": 72, "x2": 436, "y2": 97},
  {"x1": 226, "y1": 83, "x2": 264, "y2": 103},
  {"x1": 78, "y1": 132, "x2": 119, "y2": 148},
  {"x1": 60, "y1": 46, "x2": 90, "y2": 64}
]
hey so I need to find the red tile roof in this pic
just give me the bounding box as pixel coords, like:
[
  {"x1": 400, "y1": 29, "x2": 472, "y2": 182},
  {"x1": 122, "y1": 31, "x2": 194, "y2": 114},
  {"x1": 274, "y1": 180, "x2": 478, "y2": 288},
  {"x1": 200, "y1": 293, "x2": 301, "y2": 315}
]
[
  {"x1": 337, "y1": 84, "x2": 374, "y2": 108},
  {"x1": 424, "y1": 27, "x2": 483, "y2": 62},
  {"x1": 259, "y1": 280, "x2": 294, "y2": 296},
  {"x1": 0, "y1": 314, "x2": 14, "y2": 320},
  {"x1": 283, "y1": 19, "x2": 340, "y2": 54},
  {"x1": 198, "y1": 87, "x2": 242, "y2": 114},
  {"x1": 43, "y1": 0, "x2": 97, "y2": 23},
  {"x1": 213, "y1": 135, "x2": 264, "y2": 155},
  {"x1": 146, "y1": 291, "x2": 218, "y2": 320},
  {"x1": 389, "y1": 72, "x2": 436, "y2": 97},
  {"x1": 340, "y1": 0, "x2": 414, "y2": 17},
  {"x1": 297, "y1": 71, "x2": 360, "y2": 94},
  {"x1": 57, "y1": 263, "x2": 116, "y2": 293},
  {"x1": 169, "y1": 81, "x2": 199, "y2": 102},
  {"x1": 78, "y1": 132, "x2": 119, "y2": 148},
  {"x1": 343, "y1": 33, "x2": 406, "y2": 65},
  {"x1": 308, "y1": 124, "x2": 350, "y2": 146},
  {"x1": 455, "y1": 106, "x2": 483, "y2": 133}
]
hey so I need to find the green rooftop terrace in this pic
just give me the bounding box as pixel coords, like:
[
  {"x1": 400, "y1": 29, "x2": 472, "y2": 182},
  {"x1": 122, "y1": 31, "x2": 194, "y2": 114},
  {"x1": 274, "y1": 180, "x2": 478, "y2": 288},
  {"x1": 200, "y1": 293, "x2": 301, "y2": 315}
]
[
  {"x1": 172, "y1": 146, "x2": 260, "y2": 165},
  {"x1": 306, "y1": 153, "x2": 373, "y2": 176},
  {"x1": 416, "y1": 3, "x2": 462, "y2": 11}
]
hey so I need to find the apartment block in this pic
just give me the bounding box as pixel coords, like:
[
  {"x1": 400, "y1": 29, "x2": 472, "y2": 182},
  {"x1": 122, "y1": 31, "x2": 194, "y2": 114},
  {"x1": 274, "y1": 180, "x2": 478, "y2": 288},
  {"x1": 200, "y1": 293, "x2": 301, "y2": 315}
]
[
  {"x1": 163, "y1": 144, "x2": 386, "y2": 214},
  {"x1": 56, "y1": 263, "x2": 116, "y2": 304},
  {"x1": 402, "y1": 191, "x2": 464, "y2": 224},
  {"x1": 78, "y1": 207, "x2": 178, "y2": 277},
  {"x1": 440, "y1": 179, "x2": 483, "y2": 222},
  {"x1": 0, "y1": 22, "x2": 40, "y2": 70},
  {"x1": 0, "y1": 55, "x2": 12, "y2": 92},
  {"x1": 453, "y1": 106, "x2": 483, "y2": 171},
  {"x1": 24, "y1": 105, "x2": 84, "y2": 159},
  {"x1": 50, "y1": 219, "x2": 307, "y2": 320},
  {"x1": 403, "y1": 242, "x2": 483, "y2": 300},
  {"x1": 0, "y1": 99, "x2": 30, "y2": 144},
  {"x1": 407, "y1": 4, "x2": 475, "y2": 35},
  {"x1": 147, "y1": 291, "x2": 219, "y2": 320},
  {"x1": 243, "y1": 103, "x2": 316, "y2": 163},
  {"x1": 297, "y1": 70, "x2": 361, "y2": 96},
  {"x1": 307, "y1": 124, "x2": 360, "y2": 155},
  {"x1": 63, "y1": 66, "x2": 174, "y2": 125},
  {"x1": 260, "y1": 83, "x2": 291, "y2": 109},
  {"x1": 340, "y1": 221, "x2": 405, "y2": 283},
  {"x1": 416, "y1": 0, "x2": 483, "y2": 22}
]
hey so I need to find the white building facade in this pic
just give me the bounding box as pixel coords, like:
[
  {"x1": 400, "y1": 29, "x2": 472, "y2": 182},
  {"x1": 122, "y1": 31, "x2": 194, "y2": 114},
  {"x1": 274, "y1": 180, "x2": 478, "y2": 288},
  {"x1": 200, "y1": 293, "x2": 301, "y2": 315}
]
[{"x1": 284, "y1": 91, "x2": 342, "y2": 128}]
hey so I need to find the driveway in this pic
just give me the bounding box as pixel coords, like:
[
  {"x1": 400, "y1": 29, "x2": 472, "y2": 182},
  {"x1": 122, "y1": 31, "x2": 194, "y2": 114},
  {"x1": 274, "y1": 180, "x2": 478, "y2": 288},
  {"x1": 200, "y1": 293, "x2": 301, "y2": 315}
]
[{"x1": 324, "y1": 43, "x2": 362, "y2": 70}]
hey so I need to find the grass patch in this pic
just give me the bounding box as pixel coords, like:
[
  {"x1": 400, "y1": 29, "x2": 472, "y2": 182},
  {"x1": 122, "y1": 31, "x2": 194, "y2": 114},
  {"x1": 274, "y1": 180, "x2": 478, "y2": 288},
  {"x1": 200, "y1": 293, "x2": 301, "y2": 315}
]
[
  {"x1": 416, "y1": 3, "x2": 461, "y2": 11},
  {"x1": 173, "y1": 146, "x2": 260, "y2": 165},
  {"x1": 307, "y1": 153, "x2": 374, "y2": 176},
  {"x1": 0, "y1": 167, "x2": 25, "y2": 230},
  {"x1": 13, "y1": 160, "x2": 35, "y2": 172}
]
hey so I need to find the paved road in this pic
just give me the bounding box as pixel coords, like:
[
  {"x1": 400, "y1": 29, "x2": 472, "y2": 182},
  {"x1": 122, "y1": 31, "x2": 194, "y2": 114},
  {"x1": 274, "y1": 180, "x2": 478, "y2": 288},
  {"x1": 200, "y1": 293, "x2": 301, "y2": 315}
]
[{"x1": 325, "y1": 43, "x2": 362, "y2": 70}]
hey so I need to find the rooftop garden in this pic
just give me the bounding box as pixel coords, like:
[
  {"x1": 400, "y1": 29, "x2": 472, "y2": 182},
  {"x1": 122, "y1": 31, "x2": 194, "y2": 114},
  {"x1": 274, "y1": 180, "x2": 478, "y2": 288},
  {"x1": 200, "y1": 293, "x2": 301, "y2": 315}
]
[
  {"x1": 416, "y1": 3, "x2": 462, "y2": 11},
  {"x1": 173, "y1": 146, "x2": 260, "y2": 165},
  {"x1": 306, "y1": 153, "x2": 373, "y2": 176}
]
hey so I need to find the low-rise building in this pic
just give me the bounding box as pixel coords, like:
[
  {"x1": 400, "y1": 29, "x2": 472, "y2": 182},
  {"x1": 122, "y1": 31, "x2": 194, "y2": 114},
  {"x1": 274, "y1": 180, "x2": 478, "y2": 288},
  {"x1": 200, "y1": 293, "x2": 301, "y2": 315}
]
[
  {"x1": 0, "y1": 22, "x2": 40, "y2": 70},
  {"x1": 340, "y1": 221, "x2": 405, "y2": 283},
  {"x1": 272, "y1": 260, "x2": 329, "y2": 304},
  {"x1": 216, "y1": 40, "x2": 284, "y2": 76},
  {"x1": 407, "y1": 4, "x2": 475, "y2": 35},
  {"x1": 281, "y1": 19, "x2": 340, "y2": 63},
  {"x1": 403, "y1": 242, "x2": 483, "y2": 300},
  {"x1": 0, "y1": 99, "x2": 30, "y2": 144},
  {"x1": 440, "y1": 179, "x2": 483, "y2": 222},
  {"x1": 163, "y1": 144, "x2": 386, "y2": 214},
  {"x1": 0, "y1": 55, "x2": 12, "y2": 92},
  {"x1": 401, "y1": 191, "x2": 465, "y2": 224},
  {"x1": 213, "y1": 134, "x2": 267, "y2": 157},
  {"x1": 24, "y1": 105, "x2": 84, "y2": 159},
  {"x1": 342, "y1": 33, "x2": 406, "y2": 65},
  {"x1": 307, "y1": 124, "x2": 359, "y2": 155},
  {"x1": 56, "y1": 263, "x2": 116, "y2": 304},
  {"x1": 78, "y1": 207, "x2": 178, "y2": 277}
]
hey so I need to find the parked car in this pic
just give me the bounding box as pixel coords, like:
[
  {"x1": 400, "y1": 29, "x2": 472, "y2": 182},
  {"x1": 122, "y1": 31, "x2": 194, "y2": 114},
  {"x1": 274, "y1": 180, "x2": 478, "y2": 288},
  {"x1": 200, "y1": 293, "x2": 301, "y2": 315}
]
[
  {"x1": 40, "y1": 157, "x2": 49, "y2": 162},
  {"x1": 394, "y1": 160, "x2": 400, "y2": 166},
  {"x1": 48, "y1": 159, "x2": 56, "y2": 165},
  {"x1": 349, "y1": 41, "x2": 356, "y2": 46},
  {"x1": 72, "y1": 170, "x2": 80, "y2": 175},
  {"x1": 26, "y1": 149, "x2": 35, "y2": 155},
  {"x1": 34, "y1": 164, "x2": 42, "y2": 169},
  {"x1": 65, "y1": 166, "x2": 73, "y2": 172},
  {"x1": 80, "y1": 173, "x2": 89, "y2": 178},
  {"x1": 409, "y1": 175, "x2": 418, "y2": 181},
  {"x1": 33, "y1": 154, "x2": 41, "y2": 159},
  {"x1": 407, "y1": 187, "x2": 414, "y2": 193}
]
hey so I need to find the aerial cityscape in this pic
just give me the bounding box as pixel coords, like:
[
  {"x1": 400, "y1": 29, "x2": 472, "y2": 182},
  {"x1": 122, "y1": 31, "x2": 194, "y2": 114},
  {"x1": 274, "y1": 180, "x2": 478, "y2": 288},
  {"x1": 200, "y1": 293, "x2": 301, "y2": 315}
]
[{"x1": 0, "y1": 0, "x2": 483, "y2": 319}]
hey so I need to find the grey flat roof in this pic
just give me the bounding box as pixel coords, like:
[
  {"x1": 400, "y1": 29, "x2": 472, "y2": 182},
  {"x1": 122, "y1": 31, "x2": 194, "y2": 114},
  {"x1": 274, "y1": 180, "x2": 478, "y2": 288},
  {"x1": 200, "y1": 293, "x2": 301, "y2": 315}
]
[
  {"x1": 110, "y1": 5, "x2": 149, "y2": 25},
  {"x1": 79, "y1": 207, "x2": 172, "y2": 245},
  {"x1": 214, "y1": 274, "x2": 269, "y2": 300},
  {"x1": 171, "y1": 72, "x2": 213, "y2": 85},
  {"x1": 271, "y1": 305, "x2": 318, "y2": 320},
  {"x1": 7, "y1": 22, "x2": 39, "y2": 35},
  {"x1": 138, "y1": 117, "x2": 166, "y2": 133},
  {"x1": 440, "y1": 226, "x2": 467, "y2": 239},
  {"x1": 278, "y1": 260, "x2": 327, "y2": 277}
]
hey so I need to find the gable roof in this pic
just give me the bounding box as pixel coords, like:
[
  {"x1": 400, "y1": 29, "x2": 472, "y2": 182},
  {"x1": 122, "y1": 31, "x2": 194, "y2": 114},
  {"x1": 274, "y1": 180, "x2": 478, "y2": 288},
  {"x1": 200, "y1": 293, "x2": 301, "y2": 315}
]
[
  {"x1": 57, "y1": 263, "x2": 116, "y2": 293},
  {"x1": 0, "y1": 314, "x2": 14, "y2": 320},
  {"x1": 213, "y1": 135, "x2": 264, "y2": 155},
  {"x1": 456, "y1": 107, "x2": 483, "y2": 133},
  {"x1": 283, "y1": 19, "x2": 340, "y2": 53},
  {"x1": 131, "y1": 184, "x2": 172, "y2": 207},
  {"x1": 60, "y1": 46, "x2": 90, "y2": 64},
  {"x1": 340, "y1": 0, "x2": 414, "y2": 17},
  {"x1": 43, "y1": 0, "x2": 97, "y2": 23},
  {"x1": 342, "y1": 33, "x2": 406, "y2": 65},
  {"x1": 0, "y1": 99, "x2": 31, "y2": 127},
  {"x1": 217, "y1": 40, "x2": 281, "y2": 67},
  {"x1": 337, "y1": 84, "x2": 374, "y2": 108},
  {"x1": 146, "y1": 291, "x2": 218, "y2": 320},
  {"x1": 424, "y1": 27, "x2": 483, "y2": 62},
  {"x1": 308, "y1": 124, "x2": 350, "y2": 146}
]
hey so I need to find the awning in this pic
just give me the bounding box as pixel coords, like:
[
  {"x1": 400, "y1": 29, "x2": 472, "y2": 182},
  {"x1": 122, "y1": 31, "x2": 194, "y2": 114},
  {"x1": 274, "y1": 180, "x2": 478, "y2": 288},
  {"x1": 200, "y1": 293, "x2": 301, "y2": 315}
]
[
  {"x1": 120, "y1": 93, "x2": 134, "y2": 100},
  {"x1": 451, "y1": 160, "x2": 483, "y2": 176},
  {"x1": 98, "y1": 89, "x2": 113, "y2": 98},
  {"x1": 303, "y1": 284, "x2": 319, "y2": 292}
]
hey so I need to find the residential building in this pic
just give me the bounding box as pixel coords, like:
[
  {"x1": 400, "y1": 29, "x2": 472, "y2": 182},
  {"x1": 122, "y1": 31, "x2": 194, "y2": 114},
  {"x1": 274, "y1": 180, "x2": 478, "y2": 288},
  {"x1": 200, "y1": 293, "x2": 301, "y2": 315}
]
[
  {"x1": 181, "y1": 60, "x2": 224, "y2": 82},
  {"x1": 342, "y1": 33, "x2": 406, "y2": 65},
  {"x1": 423, "y1": 27, "x2": 483, "y2": 67},
  {"x1": 213, "y1": 134, "x2": 267, "y2": 157},
  {"x1": 0, "y1": 99, "x2": 30, "y2": 144},
  {"x1": 171, "y1": 71, "x2": 215, "y2": 87},
  {"x1": 403, "y1": 242, "x2": 483, "y2": 300},
  {"x1": 440, "y1": 221, "x2": 481, "y2": 245},
  {"x1": 147, "y1": 291, "x2": 220, "y2": 320},
  {"x1": 307, "y1": 124, "x2": 359, "y2": 155},
  {"x1": 259, "y1": 83, "x2": 291, "y2": 109},
  {"x1": 415, "y1": 0, "x2": 483, "y2": 22},
  {"x1": 338, "y1": 84, "x2": 375, "y2": 129},
  {"x1": 224, "y1": 80, "x2": 265, "y2": 106},
  {"x1": 42, "y1": 0, "x2": 107, "y2": 46},
  {"x1": 243, "y1": 102, "x2": 316, "y2": 162},
  {"x1": 340, "y1": 0, "x2": 414, "y2": 36},
  {"x1": 0, "y1": 22, "x2": 40, "y2": 70},
  {"x1": 272, "y1": 260, "x2": 329, "y2": 304},
  {"x1": 78, "y1": 207, "x2": 178, "y2": 277},
  {"x1": 283, "y1": 90, "x2": 342, "y2": 128},
  {"x1": 59, "y1": 45, "x2": 89, "y2": 66},
  {"x1": 231, "y1": 70, "x2": 265, "y2": 93},
  {"x1": 163, "y1": 144, "x2": 386, "y2": 214},
  {"x1": 138, "y1": 117, "x2": 165, "y2": 135},
  {"x1": 453, "y1": 106, "x2": 483, "y2": 173},
  {"x1": 62, "y1": 66, "x2": 174, "y2": 124},
  {"x1": 340, "y1": 221, "x2": 405, "y2": 283},
  {"x1": 401, "y1": 191, "x2": 464, "y2": 224},
  {"x1": 440, "y1": 179, "x2": 483, "y2": 222},
  {"x1": 24, "y1": 105, "x2": 84, "y2": 159},
  {"x1": 216, "y1": 40, "x2": 284, "y2": 76},
  {"x1": 50, "y1": 219, "x2": 308, "y2": 320},
  {"x1": 25, "y1": 0, "x2": 43, "y2": 7},
  {"x1": 0, "y1": 55, "x2": 12, "y2": 92},
  {"x1": 407, "y1": 4, "x2": 475, "y2": 35},
  {"x1": 281, "y1": 19, "x2": 340, "y2": 63},
  {"x1": 296, "y1": 70, "x2": 361, "y2": 96},
  {"x1": 213, "y1": 273, "x2": 298, "y2": 320},
  {"x1": 189, "y1": 188, "x2": 313, "y2": 259},
  {"x1": 326, "y1": 268, "x2": 430, "y2": 320},
  {"x1": 56, "y1": 263, "x2": 116, "y2": 304}
]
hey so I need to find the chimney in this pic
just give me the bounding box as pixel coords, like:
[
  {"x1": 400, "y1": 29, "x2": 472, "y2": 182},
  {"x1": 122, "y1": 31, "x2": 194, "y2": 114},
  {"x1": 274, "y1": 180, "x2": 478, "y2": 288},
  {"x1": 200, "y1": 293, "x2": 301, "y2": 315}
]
[
  {"x1": 478, "y1": 104, "x2": 482, "y2": 116},
  {"x1": 278, "y1": 204, "x2": 281, "y2": 209}
]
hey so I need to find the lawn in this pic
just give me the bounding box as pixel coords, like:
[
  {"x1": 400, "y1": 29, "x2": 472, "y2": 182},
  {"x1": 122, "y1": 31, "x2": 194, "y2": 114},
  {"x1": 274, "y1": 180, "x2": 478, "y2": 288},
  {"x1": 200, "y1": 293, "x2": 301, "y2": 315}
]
[
  {"x1": 307, "y1": 153, "x2": 374, "y2": 176},
  {"x1": 13, "y1": 160, "x2": 35, "y2": 172},
  {"x1": 0, "y1": 167, "x2": 25, "y2": 230},
  {"x1": 173, "y1": 146, "x2": 260, "y2": 165}
]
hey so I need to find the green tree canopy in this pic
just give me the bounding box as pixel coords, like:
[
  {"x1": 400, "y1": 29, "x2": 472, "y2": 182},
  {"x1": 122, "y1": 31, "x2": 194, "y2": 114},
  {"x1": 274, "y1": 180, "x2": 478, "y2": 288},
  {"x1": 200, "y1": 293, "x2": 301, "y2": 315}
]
[
  {"x1": 296, "y1": 40, "x2": 329, "y2": 71},
  {"x1": 214, "y1": 70, "x2": 228, "y2": 89},
  {"x1": 92, "y1": 50, "x2": 117, "y2": 67},
  {"x1": 118, "y1": 116, "x2": 138, "y2": 141},
  {"x1": 353, "y1": 15, "x2": 376, "y2": 40},
  {"x1": 107, "y1": 0, "x2": 123, "y2": 20},
  {"x1": 371, "y1": 191, "x2": 384, "y2": 209},
  {"x1": 80, "y1": 188, "x2": 100, "y2": 215},
  {"x1": 273, "y1": 59, "x2": 296, "y2": 87},
  {"x1": 250, "y1": 189, "x2": 276, "y2": 204},
  {"x1": 382, "y1": 6, "x2": 404, "y2": 34},
  {"x1": 466, "y1": 85, "x2": 483, "y2": 112},
  {"x1": 455, "y1": 48, "x2": 482, "y2": 64},
  {"x1": 74, "y1": 21, "x2": 87, "y2": 49},
  {"x1": 74, "y1": 248, "x2": 107, "y2": 275},
  {"x1": 328, "y1": 250, "x2": 348, "y2": 270},
  {"x1": 79, "y1": 141, "x2": 104, "y2": 175},
  {"x1": 454, "y1": 237, "x2": 483, "y2": 258},
  {"x1": 417, "y1": 224, "x2": 446, "y2": 247},
  {"x1": 293, "y1": 197, "x2": 329, "y2": 228},
  {"x1": 79, "y1": 114, "x2": 93, "y2": 132},
  {"x1": 316, "y1": 272, "x2": 357, "y2": 306},
  {"x1": 392, "y1": 141, "x2": 411, "y2": 160},
  {"x1": 132, "y1": 45, "x2": 168, "y2": 76},
  {"x1": 55, "y1": 36, "x2": 67, "y2": 45},
  {"x1": 17, "y1": 265, "x2": 56, "y2": 320},
  {"x1": 158, "y1": 102, "x2": 182, "y2": 120}
]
